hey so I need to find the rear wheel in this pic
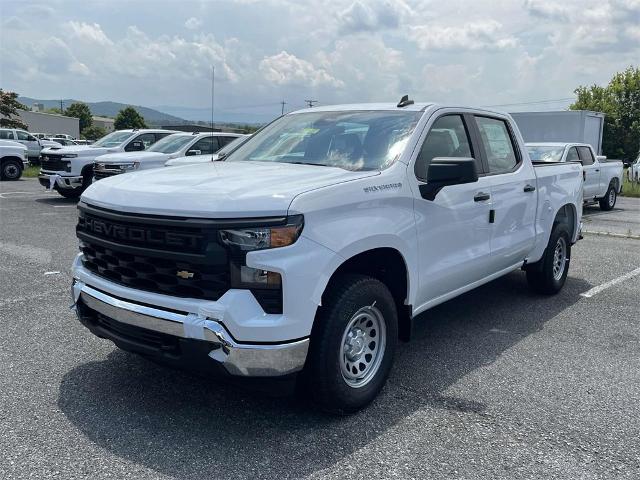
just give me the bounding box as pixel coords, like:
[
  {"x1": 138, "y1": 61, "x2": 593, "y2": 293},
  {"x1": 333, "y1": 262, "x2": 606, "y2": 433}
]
[
  {"x1": 526, "y1": 223, "x2": 571, "y2": 294},
  {"x1": 1, "y1": 160, "x2": 23, "y2": 180},
  {"x1": 599, "y1": 184, "x2": 617, "y2": 211},
  {"x1": 303, "y1": 274, "x2": 397, "y2": 414}
]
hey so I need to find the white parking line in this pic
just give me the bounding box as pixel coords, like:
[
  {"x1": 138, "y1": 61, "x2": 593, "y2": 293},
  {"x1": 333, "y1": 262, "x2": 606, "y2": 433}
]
[
  {"x1": 580, "y1": 267, "x2": 640, "y2": 298},
  {"x1": 53, "y1": 205, "x2": 76, "y2": 208}
]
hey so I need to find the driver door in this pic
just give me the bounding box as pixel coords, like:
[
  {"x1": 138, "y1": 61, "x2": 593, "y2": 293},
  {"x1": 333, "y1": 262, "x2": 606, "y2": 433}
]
[{"x1": 413, "y1": 113, "x2": 493, "y2": 305}]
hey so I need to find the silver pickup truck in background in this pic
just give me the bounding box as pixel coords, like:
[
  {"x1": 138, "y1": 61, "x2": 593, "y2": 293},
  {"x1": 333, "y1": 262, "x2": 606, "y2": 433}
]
[{"x1": 526, "y1": 142, "x2": 624, "y2": 210}]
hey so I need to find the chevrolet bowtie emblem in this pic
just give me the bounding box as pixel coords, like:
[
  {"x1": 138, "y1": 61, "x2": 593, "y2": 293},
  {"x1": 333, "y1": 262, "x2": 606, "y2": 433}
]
[{"x1": 176, "y1": 270, "x2": 195, "y2": 279}]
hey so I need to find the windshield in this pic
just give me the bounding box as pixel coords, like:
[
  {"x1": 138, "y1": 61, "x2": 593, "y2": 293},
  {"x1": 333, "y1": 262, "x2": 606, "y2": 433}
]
[
  {"x1": 147, "y1": 134, "x2": 194, "y2": 153},
  {"x1": 227, "y1": 111, "x2": 422, "y2": 171},
  {"x1": 526, "y1": 145, "x2": 566, "y2": 162},
  {"x1": 91, "y1": 131, "x2": 136, "y2": 148}
]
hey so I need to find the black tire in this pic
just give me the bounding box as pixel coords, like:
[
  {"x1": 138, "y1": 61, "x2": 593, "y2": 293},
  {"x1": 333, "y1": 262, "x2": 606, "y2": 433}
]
[
  {"x1": 1, "y1": 160, "x2": 23, "y2": 180},
  {"x1": 302, "y1": 274, "x2": 398, "y2": 414},
  {"x1": 57, "y1": 188, "x2": 82, "y2": 199},
  {"x1": 526, "y1": 223, "x2": 571, "y2": 295},
  {"x1": 599, "y1": 183, "x2": 617, "y2": 211}
]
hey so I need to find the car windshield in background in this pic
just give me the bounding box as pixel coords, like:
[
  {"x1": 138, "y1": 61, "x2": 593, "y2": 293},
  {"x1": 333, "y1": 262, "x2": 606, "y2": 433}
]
[
  {"x1": 147, "y1": 134, "x2": 194, "y2": 153},
  {"x1": 91, "y1": 131, "x2": 136, "y2": 148},
  {"x1": 226, "y1": 111, "x2": 422, "y2": 171},
  {"x1": 527, "y1": 145, "x2": 565, "y2": 162}
]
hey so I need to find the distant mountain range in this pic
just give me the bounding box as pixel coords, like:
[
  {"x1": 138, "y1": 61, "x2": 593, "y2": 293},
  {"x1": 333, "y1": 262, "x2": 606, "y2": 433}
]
[
  {"x1": 18, "y1": 97, "x2": 273, "y2": 126},
  {"x1": 18, "y1": 97, "x2": 186, "y2": 125}
]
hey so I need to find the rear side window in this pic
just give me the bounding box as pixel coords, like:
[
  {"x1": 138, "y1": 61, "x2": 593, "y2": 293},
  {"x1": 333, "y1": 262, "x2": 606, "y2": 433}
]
[
  {"x1": 136, "y1": 133, "x2": 157, "y2": 149},
  {"x1": 0, "y1": 130, "x2": 14, "y2": 140},
  {"x1": 577, "y1": 146, "x2": 594, "y2": 165},
  {"x1": 218, "y1": 136, "x2": 238, "y2": 148},
  {"x1": 474, "y1": 117, "x2": 518, "y2": 174},
  {"x1": 192, "y1": 136, "x2": 219, "y2": 154},
  {"x1": 415, "y1": 115, "x2": 473, "y2": 180},
  {"x1": 567, "y1": 147, "x2": 580, "y2": 161},
  {"x1": 16, "y1": 131, "x2": 32, "y2": 141},
  {"x1": 155, "y1": 132, "x2": 172, "y2": 142}
]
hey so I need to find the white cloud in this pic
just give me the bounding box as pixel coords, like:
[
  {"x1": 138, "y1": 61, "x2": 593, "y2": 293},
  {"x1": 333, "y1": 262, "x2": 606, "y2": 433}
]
[
  {"x1": 184, "y1": 17, "x2": 203, "y2": 30},
  {"x1": 260, "y1": 51, "x2": 344, "y2": 88},
  {"x1": 409, "y1": 20, "x2": 518, "y2": 51},
  {"x1": 336, "y1": 0, "x2": 412, "y2": 33},
  {"x1": 67, "y1": 21, "x2": 113, "y2": 46},
  {"x1": 524, "y1": 0, "x2": 569, "y2": 20}
]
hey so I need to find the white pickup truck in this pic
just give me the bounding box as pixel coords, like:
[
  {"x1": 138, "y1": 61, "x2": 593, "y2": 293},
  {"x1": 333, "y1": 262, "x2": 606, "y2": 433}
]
[
  {"x1": 526, "y1": 143, "x2": 624, "y2": 210},
  {"x1": 71, "y1": 101, "x2": 583, "y2": 413},
  {"x1": 0, "y1": 140, "x2": 29, "y2": 180},
  {"x1": 38, "y1": 129, "x2": 175, "y2": 198},
  {"x1": 93, "y1": 132, "x2": 242, "y2": 180}
]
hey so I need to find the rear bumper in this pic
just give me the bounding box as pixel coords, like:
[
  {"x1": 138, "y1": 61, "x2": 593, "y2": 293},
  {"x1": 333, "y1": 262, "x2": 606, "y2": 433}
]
[
  {"x1": 72, "y1": 280, "x2": 309, "y2": 377},
  {"x1": 38, "y1": 172, "x2": 83, "y2": 189}
]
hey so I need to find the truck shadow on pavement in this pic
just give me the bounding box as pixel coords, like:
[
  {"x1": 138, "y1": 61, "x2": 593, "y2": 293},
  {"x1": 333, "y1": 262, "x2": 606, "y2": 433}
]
[
  {"x1": 57, "y1": 271, "x2": 591, "y2": 480},
  {"x1": 34, "y1": 197, "x2": 79, "y2": 206}
]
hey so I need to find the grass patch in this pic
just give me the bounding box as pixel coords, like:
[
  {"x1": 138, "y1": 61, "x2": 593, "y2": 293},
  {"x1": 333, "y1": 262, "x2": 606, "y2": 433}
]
[
  {"x1": 622, "y1": 175, "x2": 640, "y2": 198},
  {"x1": 22, "y1": 166, "x2": 40, "y2": 178}
]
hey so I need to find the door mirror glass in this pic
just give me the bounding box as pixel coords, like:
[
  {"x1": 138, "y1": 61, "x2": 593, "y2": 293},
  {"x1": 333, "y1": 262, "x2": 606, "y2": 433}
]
[{"x1": 420, "y1": 157, "x2": 478, "y2": 201}]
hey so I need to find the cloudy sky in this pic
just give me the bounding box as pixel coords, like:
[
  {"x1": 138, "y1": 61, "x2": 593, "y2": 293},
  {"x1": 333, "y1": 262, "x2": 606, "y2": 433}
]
[{"x1": 1, "y1": 0, "x2": 639, "y2": 120}]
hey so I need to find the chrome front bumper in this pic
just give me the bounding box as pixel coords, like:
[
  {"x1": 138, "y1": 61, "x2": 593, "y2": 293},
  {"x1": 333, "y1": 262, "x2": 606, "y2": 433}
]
[
  {"x1": 38, "y1": 172, "x2": 83, "y2": 189},
  {"x1": 72, "y1": 281, "x2": 309, "y2": 377}
]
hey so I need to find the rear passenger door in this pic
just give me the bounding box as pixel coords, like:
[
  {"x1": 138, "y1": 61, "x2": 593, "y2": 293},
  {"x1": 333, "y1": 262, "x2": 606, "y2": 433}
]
[
  {"x1": 16, "y1": 130, "x2": 41, "y2": 157},
  {"x1": 577, "y1": 146, "x2": 599, "y2": 199},
  {"x1": 473, "y1": 115, "x2": 537, "y2": 271},
  {"x1": 412, "y1": 112, "x2": 494, "y2": 304}
]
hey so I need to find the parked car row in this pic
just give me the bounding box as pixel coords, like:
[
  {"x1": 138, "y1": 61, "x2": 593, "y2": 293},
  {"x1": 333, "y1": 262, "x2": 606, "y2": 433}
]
[
  {"x1": 0, "y1": 128, "x2": 62, "y2": 162},
  {"x1": 36, "y1": 128, "x2": 245, "y2": 197},
  {"x1": 69, "y1": 100, "x2": 586, "y2": 413}
]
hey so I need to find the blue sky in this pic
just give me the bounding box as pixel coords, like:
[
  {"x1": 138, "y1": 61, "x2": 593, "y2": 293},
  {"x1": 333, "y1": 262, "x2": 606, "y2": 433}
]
[{"x1": 1, "y1": 0, "x2": 639, "y2": 121}]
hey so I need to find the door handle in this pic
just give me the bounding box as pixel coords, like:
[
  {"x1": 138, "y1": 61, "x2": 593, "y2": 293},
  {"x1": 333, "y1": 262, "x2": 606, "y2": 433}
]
[
  {"x1": 474, "y1": 192, "x2": 490, "y2": 202},
  {"x1": 595, "y1": 169, "x2": 600, "y2": 172},
  {"x1": 523, "y1": 184, "x2": 536, "y2": 192}
]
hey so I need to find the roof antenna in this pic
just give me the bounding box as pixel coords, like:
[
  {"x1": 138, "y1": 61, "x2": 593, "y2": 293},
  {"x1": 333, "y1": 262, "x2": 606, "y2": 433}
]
[{"x1": 397, "y1": 95, "x2": 414, "y2": 108}]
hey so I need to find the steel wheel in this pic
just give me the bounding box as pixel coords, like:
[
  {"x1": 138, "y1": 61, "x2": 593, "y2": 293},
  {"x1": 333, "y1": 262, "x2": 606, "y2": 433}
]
[
  {"x1": 3, "y1": 162, "x2": 20, "y2": 180},
  {"x1": 608, "y1": 188, "x2": 616, "y2": 207},
  {"x1": 339, "y1": 305, "x2": 386, "y2": 388},
  {"x1": 552, "y1": 237, "x2": 567, "y2": 281}
]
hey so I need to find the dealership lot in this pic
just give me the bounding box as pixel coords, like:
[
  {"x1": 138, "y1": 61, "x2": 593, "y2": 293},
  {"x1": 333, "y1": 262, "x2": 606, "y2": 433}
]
[{"x1": 1, "y1": 179, "x2": 639, "y2": 479}]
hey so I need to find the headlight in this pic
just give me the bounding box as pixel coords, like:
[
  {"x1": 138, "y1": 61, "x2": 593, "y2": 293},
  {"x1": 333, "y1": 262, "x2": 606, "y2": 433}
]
[
  {"x1": 120, "y1": 162, "x2": 140, "y2": 171},
  {"x1": 219, "y1": 215, "x2": 303, "y2": 251},
  {"x1": 61, "y1": 154, "x2": 78, "y2": 158}
]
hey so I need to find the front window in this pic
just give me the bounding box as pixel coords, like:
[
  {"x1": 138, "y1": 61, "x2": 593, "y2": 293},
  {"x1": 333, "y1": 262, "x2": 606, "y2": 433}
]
[
  {"x1": 227, "y1": 110, "x2": 422, "y2": 171},
  {"x1": 146, "y1": 134, "x2": 194, "y2": 153},
  {"x1": 527, "y1": 145, "x2": 566, "y2": 163},
  {"x1": 92, "y1": 131, "x2": 136, "y2": 148}
]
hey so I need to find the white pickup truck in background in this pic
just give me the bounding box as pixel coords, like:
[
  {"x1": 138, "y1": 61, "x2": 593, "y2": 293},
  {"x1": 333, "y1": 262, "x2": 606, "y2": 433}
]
[
  {"x1": 38, "y1": 129, "x2": 175, "y2": 198},
  {"x1": 93, "y1": 132, "x2": 243, "y2": 180},
  {"x1": 164, "y1": 134, "x2": 249, "y2": 167},
  {"x1": 526, "y1": 142, "x2": 624, "y2": 210},
  {"x1": 0, "y1": 140, "x2": 29, "y2": 180},
  {"x1": 72, "y1": 101, "x2": 583, "y2": 413}
]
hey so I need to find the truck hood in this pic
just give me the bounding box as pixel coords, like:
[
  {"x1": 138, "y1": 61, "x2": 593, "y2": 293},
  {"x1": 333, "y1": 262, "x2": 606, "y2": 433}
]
[
  {"x1": 165, "y1": 154, "x2": 216, "y2": 166},
  {"x1": 95, "y1": 151, "x2": 168, "y2": 164},
  {"x1": 42, "y1": 145, "x2": 116, "y2": 157},
  {"x1": 82, "y1": 161, "x2": 379, "y2": 218}
]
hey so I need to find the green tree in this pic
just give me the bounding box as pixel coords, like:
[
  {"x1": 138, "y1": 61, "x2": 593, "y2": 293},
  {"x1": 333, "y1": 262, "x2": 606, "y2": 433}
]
[
  {"x1": 114, "y1": 106, "x2": 147, "y2": 129},
  {"x1": 0, "y1": 89, "x2": 28, "y2": 129},
  {"x1": 45, "y1": 107, "x2": 63, "y2": 114},
  {"x1": 81, "y1": 125, "x2": 107, "y2": 140},
  {"x1": 571, "y1": 66, "x2": 640, "y2": 160},
  {"x1": 64, "y1": 102, "x2": 93, "y2": 131}
]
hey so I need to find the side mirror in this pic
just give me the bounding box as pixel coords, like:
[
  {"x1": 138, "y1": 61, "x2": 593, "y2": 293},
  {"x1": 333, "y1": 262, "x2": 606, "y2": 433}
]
[
  {"x1": 419, "y1": 157, "x2": 478, "y2": 201},
  {"x1": 185, "y1": 149, "x2": 202, "y2": 156}
]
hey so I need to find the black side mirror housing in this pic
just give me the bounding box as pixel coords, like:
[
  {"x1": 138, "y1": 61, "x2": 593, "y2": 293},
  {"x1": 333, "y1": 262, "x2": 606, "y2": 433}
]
[
  {"x1": 126, "y1": 141, "x2": 144, "y2": 152},
  {"x1": 185, "y1": 149, "x2": 202, "y2": 157},
  {"x1": 419, "y1": 157, "x2": 478, "y2": 201}
]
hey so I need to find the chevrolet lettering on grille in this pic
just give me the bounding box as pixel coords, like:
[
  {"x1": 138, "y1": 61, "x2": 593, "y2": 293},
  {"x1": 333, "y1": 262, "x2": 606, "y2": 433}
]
[{"x1": 82, "y1": 216, "x2": 200, "y2": 249}]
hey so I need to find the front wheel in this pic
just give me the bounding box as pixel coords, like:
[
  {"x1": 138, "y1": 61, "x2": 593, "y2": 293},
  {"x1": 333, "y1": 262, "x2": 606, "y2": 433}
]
[
  {"x1": 303, "y1": 274, "x2": 398, "y2": 414},
  {"x1": 526, "y1": 223, "x2": 571, "y2": 295},
  {"x1": 1, "y1": 160, "x2": 23, "y2": 180},
  {"x1": 599, "y1": 184, "x2": 617, "y2": 211}
]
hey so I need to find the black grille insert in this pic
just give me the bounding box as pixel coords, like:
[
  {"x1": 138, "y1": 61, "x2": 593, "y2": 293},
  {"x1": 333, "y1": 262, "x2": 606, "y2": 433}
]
[{"x1": 41, "y1": 154, "x2": 69, "y2": 171}]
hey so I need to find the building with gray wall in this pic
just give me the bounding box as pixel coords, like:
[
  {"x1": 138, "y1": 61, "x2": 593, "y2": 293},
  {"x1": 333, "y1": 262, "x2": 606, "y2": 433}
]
[{"x1": 17, "y1": 109, "x2": 80, "y2": 138}]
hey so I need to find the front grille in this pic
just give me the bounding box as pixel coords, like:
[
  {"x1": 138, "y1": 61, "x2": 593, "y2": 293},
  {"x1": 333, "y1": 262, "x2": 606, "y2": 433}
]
[
  {"x1": 41, "y1": 154, "x2": 69, "y2": 171},
  {"x1": 94, "y1": 169, "x2": 121, "y2": 180},
  {"x1": 76, "y1": 203, "x2": 286, "y2": 312}
]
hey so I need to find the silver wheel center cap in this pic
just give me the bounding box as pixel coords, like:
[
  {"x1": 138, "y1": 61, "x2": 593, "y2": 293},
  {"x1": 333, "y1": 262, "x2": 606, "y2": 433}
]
[{"x1": 345, "y1": 329, "x2": 366, "y2": 360}]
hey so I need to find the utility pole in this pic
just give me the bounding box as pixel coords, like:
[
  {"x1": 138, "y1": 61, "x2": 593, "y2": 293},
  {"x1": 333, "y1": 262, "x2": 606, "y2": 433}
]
[
  {"x1": 280, "y1": 100, "x2": 287, "y2": 116},
  {"x1": 60, "y1": 99, "x2": 64, "y2": 112},
  {"x1": 305, "y1": 99, "x2": 318, "y2": 108},
  {"x1": 211, "y1": 65, "x2": 215, "y2": 131}
]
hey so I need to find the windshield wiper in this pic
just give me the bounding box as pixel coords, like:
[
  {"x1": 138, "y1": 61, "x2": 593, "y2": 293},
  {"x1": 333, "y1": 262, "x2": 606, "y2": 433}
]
[{"x1": 286, "y1": 161, "x2": 336, "y2": 168}]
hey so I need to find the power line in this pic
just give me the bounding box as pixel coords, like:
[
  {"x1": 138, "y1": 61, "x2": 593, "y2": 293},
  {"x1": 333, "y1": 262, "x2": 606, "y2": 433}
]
[
  {"x1": 482, "y1": 97, "x2": 576, "y2": 108},
  {"x1": 304, "y1": 99, "x2": 319, "y2": 108}
]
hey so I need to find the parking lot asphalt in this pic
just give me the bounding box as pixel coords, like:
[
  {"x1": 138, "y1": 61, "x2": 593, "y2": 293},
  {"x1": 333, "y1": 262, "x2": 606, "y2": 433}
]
[{"x1": 1, "y1": 178, "x2": 639, "y2": 480}]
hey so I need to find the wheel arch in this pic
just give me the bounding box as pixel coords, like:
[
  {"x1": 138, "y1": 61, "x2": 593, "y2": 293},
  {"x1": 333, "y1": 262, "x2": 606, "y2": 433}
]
[
  {"x1": 1, "y1": 156, "x2": 24, "y2": 169},
  {"x1": 321, "y1": 247, "x2": 413, "y2": 342},
  {"x1": 553, "y1": 203, "x2": 578, "y2": 242}
]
